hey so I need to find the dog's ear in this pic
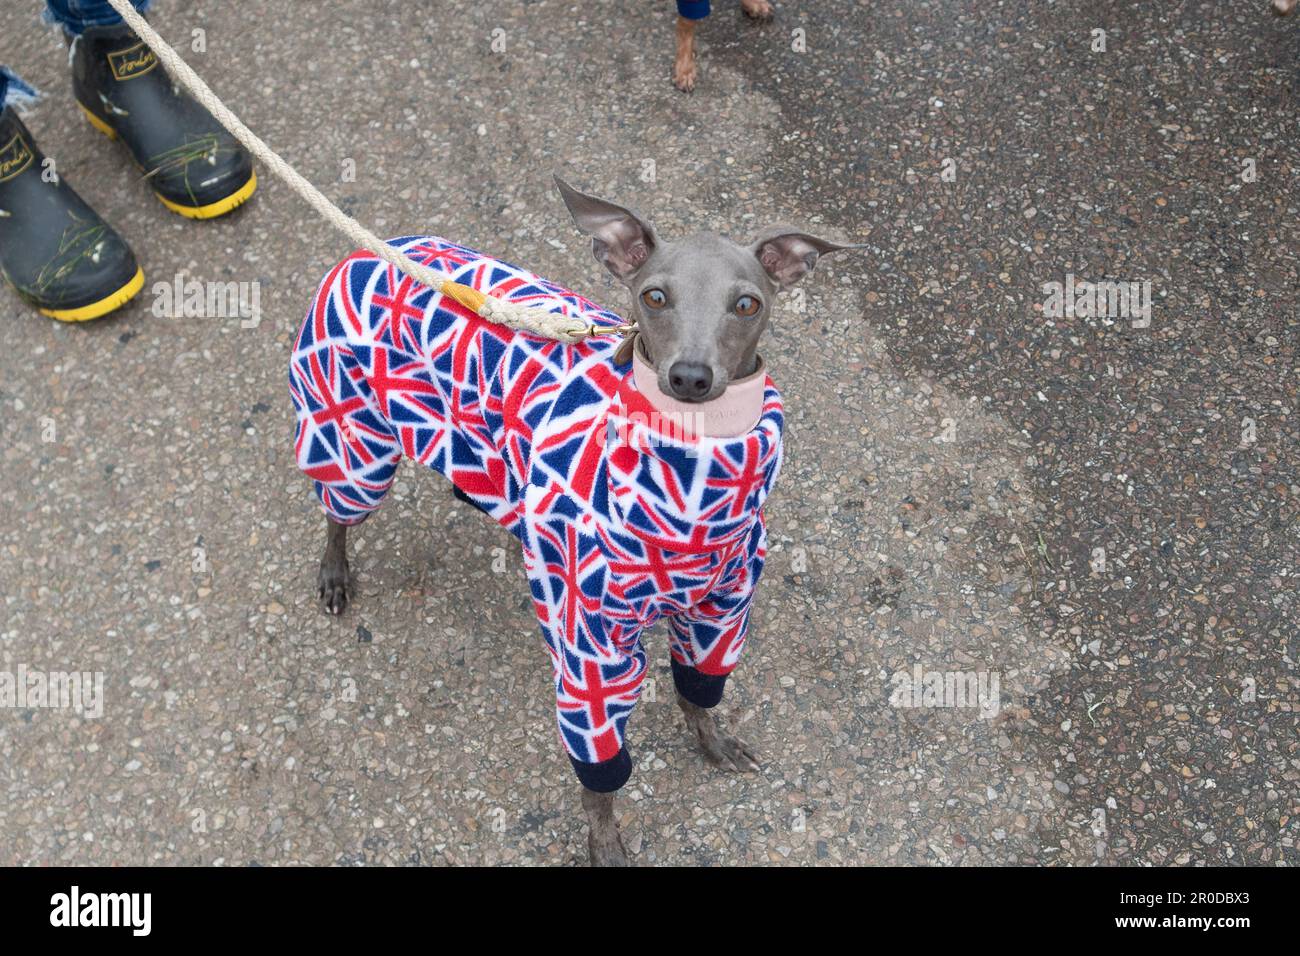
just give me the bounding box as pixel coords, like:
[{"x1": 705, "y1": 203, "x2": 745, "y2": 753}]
[
  {"x1": 554, "y1": 176, "x2": 657, "y2": 281},
  {"x1": 748, "y1": 226, "x2": 861, "y2": 291}
]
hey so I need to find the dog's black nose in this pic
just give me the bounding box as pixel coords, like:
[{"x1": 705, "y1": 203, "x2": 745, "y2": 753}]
[{"x1": 668, "y1": 361, "x2": 713, "y2": 400}]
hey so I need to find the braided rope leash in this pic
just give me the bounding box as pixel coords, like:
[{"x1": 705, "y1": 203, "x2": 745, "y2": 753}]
[{"x1": 102, "y1": 0, "x2": 631, "y2": 345}]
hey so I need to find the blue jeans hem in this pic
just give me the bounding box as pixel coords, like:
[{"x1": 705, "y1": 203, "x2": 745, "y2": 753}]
[
  {"x1": 42, "y1": 0, "x2": 152, "y2": 37},
  {"x1": 0, "y1": 68, "x2": 42, "y2": 112}
]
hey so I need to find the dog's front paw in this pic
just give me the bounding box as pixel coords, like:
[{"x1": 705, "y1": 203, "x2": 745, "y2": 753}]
[
  {"x1": 698, "y1": 727, "x2": 761, "y2": 773},
  {"x1": 317, "y1": 560, "x2": 352, "y2": 616},
  {"x1": 679, "y1": 697, "x2": 761, "y2": 772},
  {"x1": 588, "y1": 823, "x2": 630, "y2": 867}
]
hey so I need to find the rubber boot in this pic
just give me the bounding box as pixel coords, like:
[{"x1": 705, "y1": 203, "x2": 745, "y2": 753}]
[
  {"x1": 72, "y1": 21, "x2": 256, "y2": 219},
  {"x1": 0, "y1": 106, "x2": 142, "y2": 321}
]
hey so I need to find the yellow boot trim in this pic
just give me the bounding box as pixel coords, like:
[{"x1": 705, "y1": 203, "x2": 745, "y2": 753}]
[
  {"x1": 37, "y1": 266, "x2": 145, "y2": 322},
  {"x1": 78, "y1": 102, "x2": 118, "y2": 140},
  {"x1": 155, "y1": 171, "x2": 257, "y2": 220}
]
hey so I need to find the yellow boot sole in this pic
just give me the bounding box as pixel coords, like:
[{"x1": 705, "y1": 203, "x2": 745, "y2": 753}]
[
  {"x1": 37, "y1": 265, "x2": 145, "y2": 322},
  {"x1": 79, "y1": 102, "x2": 258, "y2": 220},
  {"x1": 79, "y1": 102, "x2": 119, "y2": 139},
  {"x1": 155, "y1": 171, "x2": 258, "y2": 220}
]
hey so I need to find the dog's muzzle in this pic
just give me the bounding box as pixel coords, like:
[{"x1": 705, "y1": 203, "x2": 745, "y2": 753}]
[{"x1": 631, "y1": 336, "x2": 766, "y2": 438}]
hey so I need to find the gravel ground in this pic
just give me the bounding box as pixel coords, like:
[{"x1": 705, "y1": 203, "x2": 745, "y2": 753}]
[{"x1": 0, "y1": 0, "x2": 1294, "y2": 866}]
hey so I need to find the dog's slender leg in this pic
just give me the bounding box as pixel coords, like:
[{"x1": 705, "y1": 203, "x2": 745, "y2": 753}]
[
  {"x1": 677, "y1": 693, "x2": 761, "y2": 772},
  {"x1": 673, "y1": 16, "x2": 698, "y2": 92},
  {"x1": 581, "y1": 788, "x2": 629, "y2": 866},
  {"x1": 317, "y1": 517, "x2": 352, "y2": 616},
  {"x1": 739, "y1": 0, "x2": 775, "y2": 19}
]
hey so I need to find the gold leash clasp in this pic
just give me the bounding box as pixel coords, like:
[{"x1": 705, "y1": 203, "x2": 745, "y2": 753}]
[{"x1": 585, "y1": 322, "x2": 638, "y2": 338}]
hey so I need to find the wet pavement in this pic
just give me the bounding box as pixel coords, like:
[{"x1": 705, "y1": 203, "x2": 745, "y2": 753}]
[{"x1": 0, "y1": 0, "x2": 1295, "y2": 865}]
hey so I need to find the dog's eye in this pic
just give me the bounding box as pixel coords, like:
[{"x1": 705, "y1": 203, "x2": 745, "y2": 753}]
[
  {"x1": 641, "y1": 288, "x2": 667, "y2": 309},
  {"x1": 734, "y1": 295, "x2": 761, "y2": 317}
]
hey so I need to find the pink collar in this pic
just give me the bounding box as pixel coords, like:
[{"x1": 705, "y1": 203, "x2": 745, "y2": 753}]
[{"x1": 630, "y1": 338, "x2": 767, "y2": 439}]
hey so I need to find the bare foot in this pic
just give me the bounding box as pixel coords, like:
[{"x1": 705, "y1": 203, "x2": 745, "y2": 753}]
[
  {"x1": 741, "y1": 0, "x2": 775, "y2": 20},
  {"x1": 674, "y1": 16, "x2": 697, "y2": 92}
]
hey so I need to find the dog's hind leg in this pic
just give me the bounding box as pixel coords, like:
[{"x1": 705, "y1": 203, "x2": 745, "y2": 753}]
[
  {"x1": 318, "y1": 517, "x2": 352, "y2": 616},
  {"x1": 292, "y1": 344, "x2": 401, "y2": 616}
]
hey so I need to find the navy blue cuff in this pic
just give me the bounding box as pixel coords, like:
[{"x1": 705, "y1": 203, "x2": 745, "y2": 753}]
[
  {"x1": 671, "y1": 658, "x2": 729, "y2": 708},
  {"x1": 570, "y1": 747, "x2": 632, "y2": 792},
  {"x1": 677, "y1": 1, "x2": 711, "y2": 20}
]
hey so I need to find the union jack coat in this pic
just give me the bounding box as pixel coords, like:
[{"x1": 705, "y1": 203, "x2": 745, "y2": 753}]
[{"x1": 290, "y1": 237, "x2": 784, "y2": 791}]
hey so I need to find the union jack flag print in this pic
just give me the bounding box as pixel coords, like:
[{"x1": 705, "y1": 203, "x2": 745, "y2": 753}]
[{"x1": 290, "y1": 236, "x2": 784, "y2": 791}]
